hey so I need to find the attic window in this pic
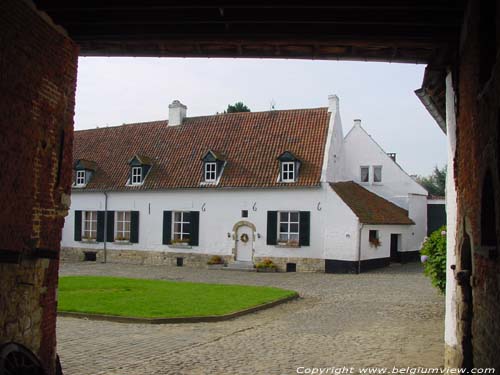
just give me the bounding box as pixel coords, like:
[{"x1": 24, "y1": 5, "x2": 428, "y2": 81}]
[
  {"x1": 278, "y1": 151, "x2": 301, "y2": 183},
  {"x1": 281, "y1": 162, "x2": 295, "y2": 182},
  {"x1": 202, "y1": 150, "x2": 225, "y2": 184},
  {"x1": 76, "y1": 170, "x2": 86, "y2": 186},
  {"x1": 373, "y1": 166, "x2": 382, "y2": 183},
  {"x1": 131, "y1": 167, "x2": 142, "y2": 185},
  {"x1": 128, "y1": 155, "x2": 152, "y2": 186},
  {"x1": 205, "y1": 162, "x2": 217, "y2": 182}
]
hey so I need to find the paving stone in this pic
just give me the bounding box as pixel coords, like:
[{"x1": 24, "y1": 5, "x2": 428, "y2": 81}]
[{"x1": 57, "y1": 262, "x2": 444, "y2": 375}]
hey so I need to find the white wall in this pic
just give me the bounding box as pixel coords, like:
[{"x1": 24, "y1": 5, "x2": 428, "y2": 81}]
[
  {"x1": 342, "y1": 121, "x2": 428, "y2": 209},
  {"x1": 62, "y1": 187, "x2": 335, "y2": 259},
  {"x1": 444, "y1": 71, "x2": 458, "y2": 349},
  {"x1": 358, "y1": 224, "x2": 412, "y2": 260},
  {"x1": 322, "y1": 95, "x2": 345, "y2": 183},
  {"x1": 407, "y1": 193, "x2": 428, "y2": 252}
]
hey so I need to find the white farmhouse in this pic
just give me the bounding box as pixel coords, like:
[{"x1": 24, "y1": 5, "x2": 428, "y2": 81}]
[{"x1": 61, "y1": 95, "x2": 427, "y2": 272}]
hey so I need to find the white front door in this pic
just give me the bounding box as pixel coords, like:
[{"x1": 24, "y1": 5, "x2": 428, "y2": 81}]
[{"x1": 236, "y1": 225, "x2": 253, "y2": 261}]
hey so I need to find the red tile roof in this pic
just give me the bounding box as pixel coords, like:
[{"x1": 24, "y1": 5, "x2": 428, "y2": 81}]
[
  {"x1": 331, "y1": 181, "x2": 415, "y2": 225},
  {"x1": 73, "y1": 108, "x2": 330, "y2": 191}
]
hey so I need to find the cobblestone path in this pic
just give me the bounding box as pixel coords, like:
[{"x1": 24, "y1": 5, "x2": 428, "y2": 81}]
[{"x1": 57, "y1": 262, "x2": 444, "y2": 375}]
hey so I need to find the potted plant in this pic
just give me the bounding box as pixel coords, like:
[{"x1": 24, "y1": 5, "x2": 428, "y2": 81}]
[
  {"x1": 171, "y1": 238, "x2": 190, "y2": 246},
  {"x1": 255, "y1": 258, "x2": 278, "y2": 272},
  {"x1": 207, "y1": 255, "x2": 225, "y2": 269},
  {"x1": 115, "y1": 234, "x2": 129, "y2": 242},
  {"x1": 81, "y1": 234, "x2": 95, "y2": 242},
  {"x1": 369, "y1": 237, "x2": 382, "y2": 248}
]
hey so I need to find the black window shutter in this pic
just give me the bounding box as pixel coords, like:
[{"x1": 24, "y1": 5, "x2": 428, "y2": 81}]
[
  {"x1": 190, "y1": 211, "x2": 200, "y2": 246},
  {"x1": 267, "y1": 211, "x2": 278, "y2": 245},
  {"x1": 96, "y1": 211, "x2": 105, "y2": 242},
  {"x1": 106, "y1": 211, "x2": 115, "y2": 242},
  {"x1": 299, "y1": 211, "x2": 310, "y2": 246},
  {"x1": 162, "y1": 211, "x2": 172, "y2": 245},
  {"x1": 130, "y1": 211, "x2": 139, "y2": 243},
  {"x1": 74, "y1": 211, "x2": 82, "y2": 241}
]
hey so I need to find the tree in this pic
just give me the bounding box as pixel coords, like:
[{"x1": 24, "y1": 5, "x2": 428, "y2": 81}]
[
  {"x1": 225, "y1": 102, "x2": 251, "y2": 113},
  {"x1": 415, "y1": 165, "x2": 447, "y2": 196}
]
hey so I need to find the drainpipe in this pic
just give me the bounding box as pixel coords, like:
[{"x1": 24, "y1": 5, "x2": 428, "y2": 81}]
[
  {"x1": 103, "y1": 191, "x2": 108, "y2": 263},
  {"x1": 357, "y1": 223, "x2": 364, "y2": 274}
]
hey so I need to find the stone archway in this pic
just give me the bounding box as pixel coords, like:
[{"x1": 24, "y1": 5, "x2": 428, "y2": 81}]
[{"x1": 231, "y1": 221, "x2": 257, "y2": 261}]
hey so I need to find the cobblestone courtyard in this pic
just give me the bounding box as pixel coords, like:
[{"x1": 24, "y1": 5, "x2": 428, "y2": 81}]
[{"x1": 57, "y1": 262, "x2": 444, "y2": 375}]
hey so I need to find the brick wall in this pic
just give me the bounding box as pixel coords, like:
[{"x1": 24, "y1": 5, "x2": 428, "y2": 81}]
[
  {"x1": 0, "y1": 0, "x2": 78, "y2": 373},
  {"x1": 453, "y1": 0, "x2": 500, "y2": 369}
]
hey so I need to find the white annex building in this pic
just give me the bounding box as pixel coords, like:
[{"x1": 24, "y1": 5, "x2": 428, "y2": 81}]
[{"x1": 61, "y1": 95, "x2": 428, "y2": 272}]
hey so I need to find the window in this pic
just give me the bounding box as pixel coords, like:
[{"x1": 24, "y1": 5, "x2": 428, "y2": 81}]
[
  {"x1": 82, "y1": 211, "x2": 97, "y2": 240},
  {"x1": 205, "y1": 162, "x2": 217, "y2": 182},
  {"x1": 373, "y1": 166, "x2": 382, "y2": 183},
  {"x1": 173, "y1": 211, "x2": 191, "y2": 242},
  {"x1": 278, "y1": 211, "x2": 300, "y2": 243},
  {"x1": 281, "y1": 162, "x2": 295, "y2": 182},
  {"x1": 369, "y1": 230, "x2": 380, "y2": 247},
  {"x1": 131, "y1": 167, "x2": 142, "y2": 185},
  {"x1": 76, "y1": 170, "x2": 86, "y2": 186},
  {"x1": 242, "y1": 210, "x2": 248, "y2": 218},
  {"x1": 361, "y1": 166, "x2": 369, "y2": 182},
  {"x1": 115, "y1": 211, "x2": 131, "y2": 241}
]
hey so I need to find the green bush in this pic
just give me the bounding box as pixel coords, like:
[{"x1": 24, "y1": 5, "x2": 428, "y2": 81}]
[{"x1": 420, "y1": 225, "x2": 447, "y2": 293}]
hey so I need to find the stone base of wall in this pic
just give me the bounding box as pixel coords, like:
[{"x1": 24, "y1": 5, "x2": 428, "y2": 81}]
[
  {"x1": 62, "y1": 248, "x2": 325, "y2": 272},
  {"x1": 61, "y1": 247, "x2": 233, "y2": 268},
  {"x1": 253, "y1": 256, "x2": 324, "y2": 272},
  {"x1": 325, "y1": 257, "x2": 391, "y2": 274}
]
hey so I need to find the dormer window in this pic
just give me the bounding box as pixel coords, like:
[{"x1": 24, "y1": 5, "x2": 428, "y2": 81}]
[
  {"x1": 278, "y1": 151, "x2": 301, "y2": 183},
  {"x1": 204, "y1": 162, "x2": 217, "y2": 182},
  {"x1": 73, "y1": 159, "x2": 97, "y2": 187},
  {"x1": 128, "y1": 154, "x2": 152, "y2": 186},
  {"x1": 281, "y1": 162, "x2": 295, "y2": 182},
  {"x1": 131, "y1": 166, "x2": 142, "y2": 185},
  {"x1": 76, "y1": 170, "x2": 86, "y2": 186},
  {"x1": 201, "y1": 150, "x2": 226, "y2": 184}
]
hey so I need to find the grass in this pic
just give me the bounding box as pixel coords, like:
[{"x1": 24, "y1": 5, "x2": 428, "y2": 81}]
[{"x1": 58, "y1": 276, "x2": 296, "y2": 318}]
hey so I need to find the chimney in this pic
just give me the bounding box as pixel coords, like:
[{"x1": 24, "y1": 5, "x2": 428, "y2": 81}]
[
  {"x1": 328, "y1": 94, "x2": 339, "y2": 113},
  {"x1": 354, "y1": 119, "x2": 361, "y2": 127},
  {"x1": 168, "y1": 100, "x2": 187, "y2": 126}
]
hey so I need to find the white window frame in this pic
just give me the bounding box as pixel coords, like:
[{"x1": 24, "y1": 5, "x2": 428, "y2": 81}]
[
  {"x1": 131, "y1": 166, "x2": 142, "y2": 185},
  {"x1": 204, "y1": 162, "x2": 217, "y2": 182},
  {"x1": 281, "y1": 161, "x2": 295, "y2": 182},
  {"x1": 373, "y1": 166, "x2": 382, "y2": 183},
  {"x1": 360, "y1": 166, "x2": 370, "y2": 183},
  {"x1": 76, "y1": 170, "x2": 86, "y2": 186},
  {"x1": 115, "y1": 211, "x2": 131, "y2": 241},
  {"x1": 82, "y1": 210, "x2": 97, "y2": 240},
  {"x1": 172, "y1": 211, "x2": 191, "y2": 242},
  {"x1": 278, "y1": 211, "x2": 300, "y2": 243}
]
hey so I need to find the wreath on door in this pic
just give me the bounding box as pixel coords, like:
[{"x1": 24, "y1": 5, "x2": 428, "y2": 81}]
[{"x1": 240, "y1": 233, "x2": 249, "y2": 243}]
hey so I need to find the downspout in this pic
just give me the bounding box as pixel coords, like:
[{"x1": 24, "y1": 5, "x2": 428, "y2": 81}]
[
  {"x1": 103, "y1": 191, "x2": 108, "y2": 263},
  {"x1": 357, "y1": 223, "x2": 364, "y2": 274}
]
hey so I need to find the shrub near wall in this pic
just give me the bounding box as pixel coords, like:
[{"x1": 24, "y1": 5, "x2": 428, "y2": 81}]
[{"x1": 420, "y1": 226, "x2": 447, "y2": 293}]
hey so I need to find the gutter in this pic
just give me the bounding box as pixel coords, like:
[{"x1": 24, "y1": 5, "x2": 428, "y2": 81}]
[
  {"x1": 357, "y1": 223, "x2": 364, "y2": 274},
  {"x1": 103, "y1": 191, "x2": 108, "y2": 263}
]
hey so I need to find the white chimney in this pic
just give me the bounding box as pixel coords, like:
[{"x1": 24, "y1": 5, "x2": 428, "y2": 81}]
[
  {"x1": 168, "y1": 100, "x2": 187, "y2": 126},
  {"x1": 328, "y1": 94, "x2": 339, "y2": 113},
  {"x1": 354, "y1": 119, "x2": 361, "y2": 127}
]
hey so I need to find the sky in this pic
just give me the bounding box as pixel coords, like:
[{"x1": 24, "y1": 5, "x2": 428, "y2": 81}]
[{"x1": 74, "y1": 57, "x2": 447, "y2": 177}]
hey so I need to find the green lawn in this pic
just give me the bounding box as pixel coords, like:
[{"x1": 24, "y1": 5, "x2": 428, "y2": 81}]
[{"x1": 58, "y1": 276, "x2": 296, "y2": 318}]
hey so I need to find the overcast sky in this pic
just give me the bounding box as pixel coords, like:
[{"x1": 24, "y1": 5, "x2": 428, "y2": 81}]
[{"x1": 75, "y1": 57, "x2": 447, "y2": 176}]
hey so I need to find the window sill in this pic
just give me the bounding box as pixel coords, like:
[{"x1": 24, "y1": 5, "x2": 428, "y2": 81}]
[
  {"x1": 275, "y1": 243, "x2": 301, "y2": 248},
  {"x1": 80, "y1": 239, "x2": 97, "y2": 243},
  {"x1": 114, "y1": 240, "x2": 132, "y2": 245},
  {"x1": 169, "y1": 244, "x2": 192, "y2": 249}
]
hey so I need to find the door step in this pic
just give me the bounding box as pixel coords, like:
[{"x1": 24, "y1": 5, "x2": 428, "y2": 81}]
[{"x1": 224, "y1": 261, "x2": 256, "y2": 272}]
